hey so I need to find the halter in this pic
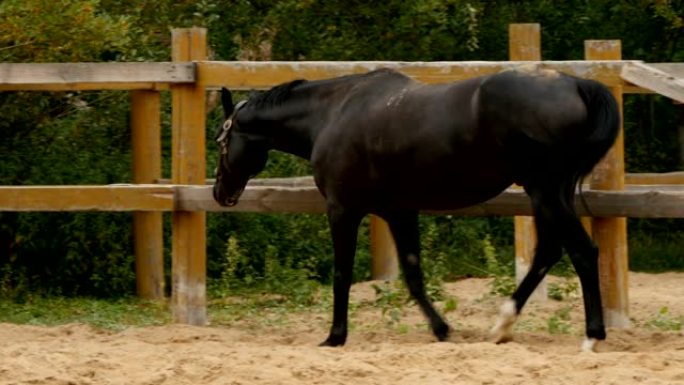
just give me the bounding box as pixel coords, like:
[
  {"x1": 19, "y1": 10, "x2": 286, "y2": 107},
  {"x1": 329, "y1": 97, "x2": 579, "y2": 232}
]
[{"x1": 216, "y1": 100, "x2": 248, "y2": 154}]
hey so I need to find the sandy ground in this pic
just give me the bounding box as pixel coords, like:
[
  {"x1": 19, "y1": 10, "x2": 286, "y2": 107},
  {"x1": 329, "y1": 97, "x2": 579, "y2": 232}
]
[{"x1": 1, "y1": 272, "x2": 684, "y2": 385}]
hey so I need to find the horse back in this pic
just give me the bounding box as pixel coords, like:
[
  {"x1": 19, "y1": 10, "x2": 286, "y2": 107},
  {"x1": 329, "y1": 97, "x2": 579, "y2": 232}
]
[
  {"x1": 310, "y1": 67, "x2": 617, "y2": 210},
  {"x1": 311, "y1": 70, "x2": 499, "y2": 209}
]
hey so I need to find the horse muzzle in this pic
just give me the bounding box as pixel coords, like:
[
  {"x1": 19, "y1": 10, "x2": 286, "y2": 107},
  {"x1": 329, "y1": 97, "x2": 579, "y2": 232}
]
[
  {"x1": 214, "y1": 184, "x2": 245, "y2": 207},
  {"x1": 223, "y1": 197, "x2": 239, "y2": 207}
]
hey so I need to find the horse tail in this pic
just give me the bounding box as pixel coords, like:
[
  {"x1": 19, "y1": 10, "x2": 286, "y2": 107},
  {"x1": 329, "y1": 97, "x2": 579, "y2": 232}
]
[
  {"x1": 569, "y1": 78, "x2": 621, "y2": 215},
  {"x1": 575, "y1": 78, "x2": 621, "y2": 176}
]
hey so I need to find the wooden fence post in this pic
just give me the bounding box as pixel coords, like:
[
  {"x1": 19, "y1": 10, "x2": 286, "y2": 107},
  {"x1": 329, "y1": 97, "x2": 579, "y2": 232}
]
[
  {"x1": 171, "y1": 28, "x2": 208, "y2": 325},
  {"x1": 678, "y1": 107, "x2": 684, "y2": 168},
  {"x1": 370, "y1": 216, "x2": 398, "y2": 280},
  {"x1": 131, "y1": 90, "x2": 164, "y2": 299},
  {"x1": 585, "y1": 40, "x2": 630, "y2": 328},
  {"x1": 509, "y1": 23, "x2": 547, "y2": 300}
]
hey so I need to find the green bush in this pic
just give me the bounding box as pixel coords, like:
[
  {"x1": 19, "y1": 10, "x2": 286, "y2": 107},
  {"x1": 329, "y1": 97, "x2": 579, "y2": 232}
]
[{"x1": 1, "y1": 1, "x2": 683, "y2": 299}]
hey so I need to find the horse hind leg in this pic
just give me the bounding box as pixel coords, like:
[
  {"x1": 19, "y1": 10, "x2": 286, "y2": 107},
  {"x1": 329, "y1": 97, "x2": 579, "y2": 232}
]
[
  {"x1": 492, "y1": 186, "x2": 563, "y2": 344},
  {"x1": 492, "y1": 183, "x2": 606, "y2": 352},
  {"x1": 562, "y1": 216, "x2": 605, "y2": 352},
  {"x1": 382, "y1": 211, "x2": 451, "y2": 341},
  {"x1": 491, "y1": 225, "x2": 563, "y2": 344}
]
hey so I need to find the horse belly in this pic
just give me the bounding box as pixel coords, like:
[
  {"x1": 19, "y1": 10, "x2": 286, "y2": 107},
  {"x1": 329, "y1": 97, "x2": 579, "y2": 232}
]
[
  {"x1": 314, "y1": 165, "x2": 509, "y2": 211},
  {"x1": 399, "y1": 169, "x2": 511, "y2": 210},
  {"x1": 336, "y1": 156, "x2": 513, "y2": 211}
]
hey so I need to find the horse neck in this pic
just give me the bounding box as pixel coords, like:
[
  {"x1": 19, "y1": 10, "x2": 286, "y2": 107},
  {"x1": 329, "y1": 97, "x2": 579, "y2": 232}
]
[
  {"x1": 259, "y1": 104, "x2": 319, "y2": 160},
  {"x1": 257, "y1": 78, "x2": 359, "y2": 160},
  {"x1": 261, "y1": 95, "x2": 340, "y2": 160}
]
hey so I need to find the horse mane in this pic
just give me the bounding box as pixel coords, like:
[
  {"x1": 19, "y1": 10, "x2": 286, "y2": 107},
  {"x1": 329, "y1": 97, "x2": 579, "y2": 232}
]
[
  {"x1": 249, "y1": 79, "x2": 307, "y2": 108},
  {"x1": 249, "y1": 69, "x2": 405, "y2": 109}
]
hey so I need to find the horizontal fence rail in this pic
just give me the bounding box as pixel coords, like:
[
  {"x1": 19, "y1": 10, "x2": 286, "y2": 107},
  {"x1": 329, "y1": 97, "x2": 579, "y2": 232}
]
[
  {"x1": 2, "y1": 182, "x2": 683, "y2": 218},
  {"x1": 624, "y1": 171, "x2": 684, "y2": 184},
  {"x1": 175, "y1": 185, "x2": 684, "y2": 218},
  {"x1": 198, "y1": 60, "x2": 640, "y2": 90},
  {"x1": 2, "y1": 60, "x2": 677, "y2": 93},
  {"x1": 0, "y1": 185, "x2": 174, "y2": 211},
  {"x1": 0, "y1": 62, "x2": 195, "y2": 91}
]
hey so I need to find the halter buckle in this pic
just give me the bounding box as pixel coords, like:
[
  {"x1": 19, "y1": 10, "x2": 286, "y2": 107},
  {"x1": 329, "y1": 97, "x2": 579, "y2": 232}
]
[{"x1": 216, "y1": 119, "x2": 232, "y2": 143}]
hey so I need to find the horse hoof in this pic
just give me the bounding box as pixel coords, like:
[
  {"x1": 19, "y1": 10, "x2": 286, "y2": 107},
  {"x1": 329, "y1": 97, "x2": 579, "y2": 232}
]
[
  {"x1": 434, "y1": 323, "x2": 451, "y2": 341},
  {"x1": 493, "y1": 332, "x2": 514, "y2": 344},
  {"x1": 491, "y1": 299, "x2": 518, "y2": 344},
  {"x1": 319, "y1": 336, "x2": 346, "y2": 347},
  {"x1": 581, "y1": 338, "x2": 598, "y2": 353}
]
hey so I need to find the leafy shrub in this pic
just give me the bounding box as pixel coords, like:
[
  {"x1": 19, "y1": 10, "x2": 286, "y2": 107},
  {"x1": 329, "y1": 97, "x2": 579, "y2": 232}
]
[{"x1": 2, "y1": 1, "x2": 683, "y2": 300}]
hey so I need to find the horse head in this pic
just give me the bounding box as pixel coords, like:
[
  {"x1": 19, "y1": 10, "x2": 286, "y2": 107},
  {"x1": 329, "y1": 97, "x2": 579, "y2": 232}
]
[{"x1": 213, "y1": 88, "x2": 270, "y2": 207}]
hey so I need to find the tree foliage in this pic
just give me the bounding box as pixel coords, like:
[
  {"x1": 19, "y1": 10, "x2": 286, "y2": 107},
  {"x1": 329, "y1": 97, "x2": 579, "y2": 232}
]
[{"x1": 1, "y1": 0, "x2": 683, "y2": 298}]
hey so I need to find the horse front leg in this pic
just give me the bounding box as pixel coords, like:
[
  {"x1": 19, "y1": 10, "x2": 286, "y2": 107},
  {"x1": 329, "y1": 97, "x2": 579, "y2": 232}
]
[
  {"x1": 383, "y1": 211, "x2": 450, "y2": 341},
  {"x1": 320, "y1": 205, "x2": 363, "y2": 347}
]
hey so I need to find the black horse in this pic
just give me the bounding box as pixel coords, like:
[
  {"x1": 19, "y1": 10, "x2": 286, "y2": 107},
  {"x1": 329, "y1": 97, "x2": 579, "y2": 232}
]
[{"x1": 213, "y1": 67, "x2": 619, "y2": 352}]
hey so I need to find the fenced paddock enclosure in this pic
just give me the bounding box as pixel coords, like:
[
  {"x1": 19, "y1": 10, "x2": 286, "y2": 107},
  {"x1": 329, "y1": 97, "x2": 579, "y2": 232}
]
[{"x1": 1, "y1": 25, "x2": 684, "y2": 327}]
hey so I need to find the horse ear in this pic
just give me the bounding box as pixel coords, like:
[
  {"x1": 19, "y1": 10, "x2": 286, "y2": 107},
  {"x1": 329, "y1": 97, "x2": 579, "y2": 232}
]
[{"x1": 221, "y1": 87, "x2": 234, "y2": 118}]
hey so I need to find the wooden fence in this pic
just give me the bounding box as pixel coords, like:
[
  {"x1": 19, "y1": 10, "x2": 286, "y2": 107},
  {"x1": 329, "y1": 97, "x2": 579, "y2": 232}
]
[{"x1": 1, "y1": 25, "x2": 683, "y2": 327}]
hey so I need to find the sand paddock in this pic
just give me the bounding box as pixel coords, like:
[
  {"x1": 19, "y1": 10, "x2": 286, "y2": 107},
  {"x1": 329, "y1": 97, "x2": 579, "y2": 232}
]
[{"x1": 1, "y1": 272, "x2": 683, "y2": 385}]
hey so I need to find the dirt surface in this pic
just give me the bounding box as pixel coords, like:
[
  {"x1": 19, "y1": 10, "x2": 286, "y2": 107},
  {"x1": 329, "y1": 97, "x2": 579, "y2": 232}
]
[{"x1": 1, "y1": 272, "x2": 684, "y2": 385}]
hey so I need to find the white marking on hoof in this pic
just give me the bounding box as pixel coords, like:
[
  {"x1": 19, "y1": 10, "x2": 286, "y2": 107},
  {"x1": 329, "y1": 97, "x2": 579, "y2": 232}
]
[
  {"x1": 581, "y1": 338, "x2": 598, "y2": 353},
  {"x1": 491, "y1": 299, "x2": 518, "y2": 344}
]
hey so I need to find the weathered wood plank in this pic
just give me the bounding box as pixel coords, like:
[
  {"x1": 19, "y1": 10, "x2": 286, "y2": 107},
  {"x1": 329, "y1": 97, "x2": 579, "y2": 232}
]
[
  {"x1": 170, "y1": 28, "x2": 208, "y2": 327},
  {"x1": 1, "y1": 183, "x2": 682, "y2": 217},
  {"x1": 198, "y1": 60, "x2": 637, "y2": 90},
  {"x1": 0, "y1": 60, "x2": 652, "y2": 92},
  {"x1": 244, "y1": 176, "x2": 316, "y2": 187},
  {"x1": 0, "y1": 185, "x2": 174, "y2": 211},
  {"x1": 131, "y1": 90, "x2": 164, "y2": 300},
  {"x1": 433, "y1": 189, "x2": 684, "y2": 217},
  {"x1": 586, "y1": 40, "x2": 630, "y2": 329},
  {"x1": 178, "y1": 185, "x2": 325, "y2": 213},
  {"x1": 625, "y1": 184, "x2": 684, "y2": 191},
  {"x1": 0, "y1": 82, "x2": 172, "y2": 91},
  {"x1": 175, "y1": 185, "x2": 684, "y2": 218},
  {"x1": 625, "y1": 172, "x2": 684, "y2": 185},
  {"x1": 580, "y1": 188, "x2": 684, "y2": 217},
  {"x1": 650, "y1": 63, "x2": 684, "y2": 80},
  {"x1": 370, "y1": 215, "x2": 399, "y2": 280},
  {"x1": 0, "y1": 62, "x2": 195, "y2": 91},
  {"x1": 621, "y1": 62, "x2": 684, "y2": 104}
]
